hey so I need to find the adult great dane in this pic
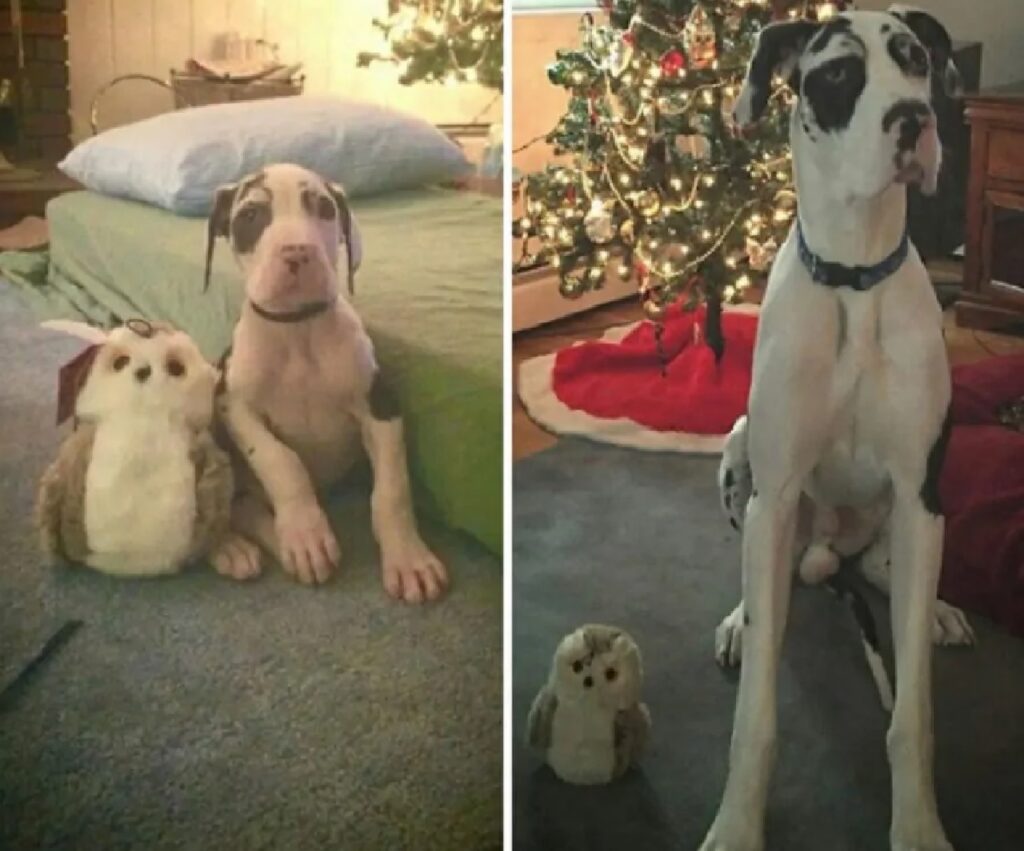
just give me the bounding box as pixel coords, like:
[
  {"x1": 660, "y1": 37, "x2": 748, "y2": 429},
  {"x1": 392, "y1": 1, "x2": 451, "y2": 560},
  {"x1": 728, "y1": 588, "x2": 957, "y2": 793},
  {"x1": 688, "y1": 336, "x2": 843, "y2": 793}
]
[{"x1": 702, "y1": 7, "x2": 965, "y2": 851}]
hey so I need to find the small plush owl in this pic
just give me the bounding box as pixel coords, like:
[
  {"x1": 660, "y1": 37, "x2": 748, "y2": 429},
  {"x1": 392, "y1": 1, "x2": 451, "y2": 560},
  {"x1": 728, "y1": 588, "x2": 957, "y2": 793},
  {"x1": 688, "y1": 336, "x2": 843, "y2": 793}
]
[
  {"x1": 34, "y1": 319, "x2": 234, "y2": 577},
  {"x1": 526, "y1": 624, "x2": 651, "y2": 785}
]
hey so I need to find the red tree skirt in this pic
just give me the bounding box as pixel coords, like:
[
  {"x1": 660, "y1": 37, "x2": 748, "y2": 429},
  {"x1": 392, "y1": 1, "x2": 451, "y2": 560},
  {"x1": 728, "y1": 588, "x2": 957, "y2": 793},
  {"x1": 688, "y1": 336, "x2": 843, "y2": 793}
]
[{"x1": 519, "y1": 304, "x2": 758, "y2": 453}]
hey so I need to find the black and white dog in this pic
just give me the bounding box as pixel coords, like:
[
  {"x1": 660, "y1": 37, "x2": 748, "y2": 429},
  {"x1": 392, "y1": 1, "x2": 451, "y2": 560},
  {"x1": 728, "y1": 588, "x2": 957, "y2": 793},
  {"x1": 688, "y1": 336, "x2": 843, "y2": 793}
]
[
  {"x1": 204, "y1": 163, "x2": 448, "y2": 603},
  {"x1": 702, "y1": 7, "x2": 966, "y2": 851}
]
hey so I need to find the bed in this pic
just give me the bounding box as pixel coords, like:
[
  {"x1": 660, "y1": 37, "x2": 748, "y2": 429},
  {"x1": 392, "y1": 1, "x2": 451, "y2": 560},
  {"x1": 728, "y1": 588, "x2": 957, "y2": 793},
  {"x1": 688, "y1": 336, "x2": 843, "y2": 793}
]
[{"x1": 0, "y1": 186, "x2": 501, "y2": 553}]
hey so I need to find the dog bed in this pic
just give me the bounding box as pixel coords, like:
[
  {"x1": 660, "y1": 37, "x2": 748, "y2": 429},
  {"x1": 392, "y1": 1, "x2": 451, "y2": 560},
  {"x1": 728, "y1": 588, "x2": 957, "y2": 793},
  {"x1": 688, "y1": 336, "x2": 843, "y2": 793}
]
[{"x1": 0, "y1": 187, "x2": 501, "y2": 553}]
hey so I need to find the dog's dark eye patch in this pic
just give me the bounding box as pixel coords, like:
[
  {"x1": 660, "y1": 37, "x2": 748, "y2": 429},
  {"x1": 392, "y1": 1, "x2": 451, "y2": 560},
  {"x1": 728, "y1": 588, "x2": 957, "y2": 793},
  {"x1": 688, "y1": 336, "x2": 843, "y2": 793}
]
[
  {"x1": 231, "y1": 203, "x2": 272, "y2": 255},
  {"x1": 572, "y1": 660, "x2": 583, "y2": 673},
  {"x1": 317, "y1": 195, "x2": 336, "y2": 221},
  {"x1": 888, "y1": 33, "x2": 929, "y2": 78},
  {"x1": 803, "y1": 55, "x2": 867, "y2": 133},
  {"x1": 300, "y1": 188, "x2": 337, "y2": 221}
]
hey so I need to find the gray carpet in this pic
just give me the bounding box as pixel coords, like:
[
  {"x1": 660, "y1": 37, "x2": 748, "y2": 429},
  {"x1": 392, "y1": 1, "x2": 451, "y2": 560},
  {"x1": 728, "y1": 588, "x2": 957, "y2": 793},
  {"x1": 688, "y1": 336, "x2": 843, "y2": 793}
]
[
  {"x1": 0, "y1": 281, "x2": 502, "y2": 851},
  {"x1": 513, "y1": 440, "x2": 1024, "y2": 851}
]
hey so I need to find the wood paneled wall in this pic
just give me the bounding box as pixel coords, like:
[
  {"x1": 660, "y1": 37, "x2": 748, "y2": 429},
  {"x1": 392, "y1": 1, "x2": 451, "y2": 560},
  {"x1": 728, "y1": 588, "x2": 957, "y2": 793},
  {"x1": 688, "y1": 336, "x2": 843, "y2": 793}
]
[
  {"x1": 510, "y1": 10, "x2": 589, "y2": 178},
  {"x1": 68, "y1": 0, "x2": 501, "y2": 141}
]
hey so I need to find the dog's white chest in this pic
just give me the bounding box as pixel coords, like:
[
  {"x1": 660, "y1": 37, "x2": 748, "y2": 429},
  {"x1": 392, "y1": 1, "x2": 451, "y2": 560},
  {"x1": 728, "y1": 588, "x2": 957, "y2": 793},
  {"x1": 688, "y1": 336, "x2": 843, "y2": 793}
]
[
  {"x1": 229, "y1": 310, "x2": 376, "y2": 489},
  {"x1": 808, "y1": 293, "x2": 893, "y2": 505},
  {"x1": 84, "y1": 417, "x2": 195, "y2": 575},
  {"x1": 548, "y1": 702, "x2": 616, "y2": 784}
]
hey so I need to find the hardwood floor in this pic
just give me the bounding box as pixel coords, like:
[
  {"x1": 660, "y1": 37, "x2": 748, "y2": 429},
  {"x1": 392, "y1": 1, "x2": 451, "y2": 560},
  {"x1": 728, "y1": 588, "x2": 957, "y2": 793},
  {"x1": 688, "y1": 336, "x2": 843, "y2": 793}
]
[{"x1": 513, "y1": 283, "x2": 1024, "y2": 461}]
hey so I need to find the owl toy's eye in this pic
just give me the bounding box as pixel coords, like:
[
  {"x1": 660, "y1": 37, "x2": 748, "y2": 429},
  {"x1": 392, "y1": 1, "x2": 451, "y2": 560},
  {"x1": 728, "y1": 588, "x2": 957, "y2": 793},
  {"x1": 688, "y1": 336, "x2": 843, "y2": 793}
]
[
  {"x1": 166, "y1": 357, "x2": 186, "y2": 378},
  {"x1": 605, "y1": 668, "x2": 618, "y2": 682},
  {"x1": 112, "y1": 354, "x2": 130, "y2": 371},
  {"x1": 572, "y1": 661, "x2": 583, "y2": 674}
]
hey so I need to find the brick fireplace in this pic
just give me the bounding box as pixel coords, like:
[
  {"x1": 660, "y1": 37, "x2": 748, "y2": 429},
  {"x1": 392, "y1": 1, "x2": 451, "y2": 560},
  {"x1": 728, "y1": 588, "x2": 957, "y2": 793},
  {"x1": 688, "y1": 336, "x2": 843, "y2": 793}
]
[{"x1": 0, "y1": 0, "x2": 70, "y2": 164}]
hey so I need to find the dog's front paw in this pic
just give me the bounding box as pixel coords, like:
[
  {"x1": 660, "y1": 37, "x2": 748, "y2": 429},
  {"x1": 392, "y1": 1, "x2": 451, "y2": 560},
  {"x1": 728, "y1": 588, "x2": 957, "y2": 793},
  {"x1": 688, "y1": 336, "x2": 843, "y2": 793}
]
[
  {"x1": 715, "y1": 604, "x2": 745, "y2": 668},
  {"x1": 381, "y1": 535, "x2": 448, "y2": 604},
  {"x1": 892, "y1": 827, "x2": 956, "y2": 851},
  {"x1": 933, "y1": 600, "x2": 975, "y2": 647},
  {"x1": 274, "y1": 500, "x2": 340, "y2": 586},
  {"x1": 892, "y1": 842, "x2": 955, "y2": 851},
  {"x1": 698, "y1": 818, "x2": 764, "y2": 851},
  {"x1": 891, "y1": 803, "x2": 956, "y2": 851},
  {"x1": 211, "y1": 533, "x2": 263, "y2": 581}
]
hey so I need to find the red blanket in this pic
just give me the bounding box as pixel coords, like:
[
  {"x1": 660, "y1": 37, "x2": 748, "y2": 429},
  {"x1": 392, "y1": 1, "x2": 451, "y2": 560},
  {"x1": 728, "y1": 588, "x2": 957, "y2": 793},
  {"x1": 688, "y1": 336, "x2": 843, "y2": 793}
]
[{"x1": 941, "y1": 355, "x2": 1024, "y2": 637}]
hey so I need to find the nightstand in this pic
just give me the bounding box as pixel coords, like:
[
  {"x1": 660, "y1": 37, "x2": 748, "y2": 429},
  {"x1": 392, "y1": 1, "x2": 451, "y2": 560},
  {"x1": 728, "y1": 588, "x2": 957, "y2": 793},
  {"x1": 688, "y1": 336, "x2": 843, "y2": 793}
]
[
  {"x1": 0, "y1": 162, "x2": 80, "y2": 229},
  {"x1": 956, "y1": 80, "x2": 1024, "y2": 334}
]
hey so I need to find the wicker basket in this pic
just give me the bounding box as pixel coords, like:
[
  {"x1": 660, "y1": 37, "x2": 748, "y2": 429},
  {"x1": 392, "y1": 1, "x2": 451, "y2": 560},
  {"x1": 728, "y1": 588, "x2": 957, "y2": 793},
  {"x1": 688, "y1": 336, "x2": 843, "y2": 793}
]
[{"x1": 169, "y1": 71, "x2": 304, "y2": 108}]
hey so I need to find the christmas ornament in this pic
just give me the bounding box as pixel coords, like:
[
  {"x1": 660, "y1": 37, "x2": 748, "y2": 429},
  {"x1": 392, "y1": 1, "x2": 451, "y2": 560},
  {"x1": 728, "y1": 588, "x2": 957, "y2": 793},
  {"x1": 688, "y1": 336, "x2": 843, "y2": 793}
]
[
  {"x1": 560, "y1": 276, "x2": 585, "y2": 299},
  {"x1": 584, "y1": 199, "x2": 616, "y2": 244},
  {"x1": 683, "y1": 5, "x2": 717, "y2": 70},
  {"x1": 619, "y1": 219, "x2": 636, "y2": 244},
  {"x1": 659, "y1": 49, "x2": 686, "y2": 78},
  {"x1": 606, "y1": 36, "x2": 633, "y2": 77},
  {"x1": 635, "y1": 189, "x2": 661, "y2": 218},
  {"x1": 746, "y1": 236, "x2": 778, "y2": 272}
]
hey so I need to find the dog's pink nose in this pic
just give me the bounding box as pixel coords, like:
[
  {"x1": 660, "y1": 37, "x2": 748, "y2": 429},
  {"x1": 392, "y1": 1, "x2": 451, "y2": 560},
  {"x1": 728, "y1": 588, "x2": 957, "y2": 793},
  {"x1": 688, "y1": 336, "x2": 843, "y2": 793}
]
[{"x1": 280, "y1": 243, "x2": 314, "y2": 274}]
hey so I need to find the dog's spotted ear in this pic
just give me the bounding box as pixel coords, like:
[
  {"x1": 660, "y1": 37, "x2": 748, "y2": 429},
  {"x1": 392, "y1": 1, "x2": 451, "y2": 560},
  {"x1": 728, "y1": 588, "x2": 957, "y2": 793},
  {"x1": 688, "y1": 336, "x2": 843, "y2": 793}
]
[
  {"x1": 204, "y1": 183, "x2": 237, "y2": 292},
  {"x1": 327, "y1": 182, "x2": 363, "y2": 295},
  {"x1": 888, "y1": 5, "x2": 962, "y2": 97},
  {"x1": 734, "y1": 19, "x2": 819, "y2": 128}
]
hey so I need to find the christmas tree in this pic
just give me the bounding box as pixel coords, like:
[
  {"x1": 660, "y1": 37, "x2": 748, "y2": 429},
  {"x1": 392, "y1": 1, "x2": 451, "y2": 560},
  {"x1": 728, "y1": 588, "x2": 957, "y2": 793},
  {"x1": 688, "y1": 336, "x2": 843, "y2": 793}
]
[
  {"x1": 357, "y1": 0, "x2": 503, "y2": 90},
  {"x1": 514, "y1": 0, "x2": 850, "y2": 359}
]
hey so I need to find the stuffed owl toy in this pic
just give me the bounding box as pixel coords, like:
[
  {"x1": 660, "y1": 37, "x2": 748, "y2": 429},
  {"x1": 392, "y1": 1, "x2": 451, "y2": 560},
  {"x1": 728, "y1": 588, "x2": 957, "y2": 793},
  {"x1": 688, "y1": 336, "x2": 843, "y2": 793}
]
[
  {"x1": 526, "y1": 624, "x2": 651, "y2": 785},
  {"x1": 34, "y1": 319, "x2": 234, "y2": 577}
]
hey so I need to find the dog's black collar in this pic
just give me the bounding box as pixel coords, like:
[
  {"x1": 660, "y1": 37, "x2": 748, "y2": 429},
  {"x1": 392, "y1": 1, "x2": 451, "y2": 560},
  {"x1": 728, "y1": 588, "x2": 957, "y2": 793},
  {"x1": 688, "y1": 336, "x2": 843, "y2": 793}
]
[
  {"x1": 796, "y1": 218, "x2": 910, "y2": 292},
  {"x1": 248, "y1": 297, "x2": 336, "y2": 323}
]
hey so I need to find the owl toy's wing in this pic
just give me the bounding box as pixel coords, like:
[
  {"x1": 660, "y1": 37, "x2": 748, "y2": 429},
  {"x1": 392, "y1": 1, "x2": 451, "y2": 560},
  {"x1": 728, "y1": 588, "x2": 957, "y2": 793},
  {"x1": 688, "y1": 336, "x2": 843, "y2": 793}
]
[
  {"x1": 189, "y1": 431, "x2": 235, "y2": 559},
  {"x1": 613, "y1": 702, "x2": 652, "y2": 777},
  {"x1": 36, "y1": 459, "x2": 66, "y2": 564},
  {"x1": 526, "y1": 685, "x2": 558, "y2": 751},
  {"x1": 35, "y1": 425, "x2": 95, "y2": 565}
]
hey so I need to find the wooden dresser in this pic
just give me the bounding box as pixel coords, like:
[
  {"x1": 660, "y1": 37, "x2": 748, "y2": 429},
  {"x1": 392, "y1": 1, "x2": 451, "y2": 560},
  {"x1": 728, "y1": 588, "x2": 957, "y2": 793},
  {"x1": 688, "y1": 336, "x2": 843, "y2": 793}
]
[{"x1": 956, "y1": 81, "x2": 1024, "y2": 333}]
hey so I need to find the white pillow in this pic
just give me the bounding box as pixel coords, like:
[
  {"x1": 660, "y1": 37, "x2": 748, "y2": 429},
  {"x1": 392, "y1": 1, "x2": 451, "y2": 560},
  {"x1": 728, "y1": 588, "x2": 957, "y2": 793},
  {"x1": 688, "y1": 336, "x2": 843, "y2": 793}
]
[{"x1": 60, "y1": 96, "x2": 473, "y2": 215}]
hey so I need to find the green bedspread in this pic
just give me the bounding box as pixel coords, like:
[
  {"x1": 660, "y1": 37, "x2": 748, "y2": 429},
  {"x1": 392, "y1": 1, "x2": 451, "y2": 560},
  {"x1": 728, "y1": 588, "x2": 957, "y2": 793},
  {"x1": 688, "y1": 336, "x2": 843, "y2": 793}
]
[{"x1": 0, "y1": 188, "x2": 501, "y2": 553}]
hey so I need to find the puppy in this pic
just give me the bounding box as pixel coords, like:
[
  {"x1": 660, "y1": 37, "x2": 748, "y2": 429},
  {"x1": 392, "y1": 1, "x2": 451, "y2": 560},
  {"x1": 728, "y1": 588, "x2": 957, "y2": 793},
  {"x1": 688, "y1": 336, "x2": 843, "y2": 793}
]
[{"x1": 204, "y1": 163, "x2": 447, "y2": 603}]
